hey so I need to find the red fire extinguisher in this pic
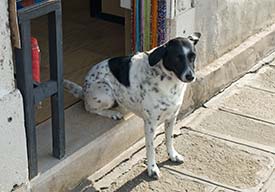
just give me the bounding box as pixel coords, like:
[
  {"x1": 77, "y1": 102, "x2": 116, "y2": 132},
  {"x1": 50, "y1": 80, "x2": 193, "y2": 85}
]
[{"x1": 31, "y1": 37, "x2": 41, "y2": 83}]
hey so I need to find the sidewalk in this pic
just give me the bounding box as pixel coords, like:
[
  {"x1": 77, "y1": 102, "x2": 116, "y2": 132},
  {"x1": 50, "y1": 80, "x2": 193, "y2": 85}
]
[{"x1": 73, "y1": 57, "x2": 275, "y2": 192}]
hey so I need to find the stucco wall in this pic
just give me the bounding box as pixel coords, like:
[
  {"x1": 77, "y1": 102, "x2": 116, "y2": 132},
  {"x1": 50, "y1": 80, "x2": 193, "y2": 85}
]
[
  {"x1": 194, "y1": 0, "x2": 275, "y2": 69},
  {"x1": 172, "y1": 0, "x2": 275, "y2": 116},
  {"x1": 0, "y1": 90, "x2": 28, "y2": 192},
  {"x1": 0, "y1": 0, "x2": 15, "y2": 97},
  {"x1": 0, "y1": 0, "x2": 28, "y2": 191}
]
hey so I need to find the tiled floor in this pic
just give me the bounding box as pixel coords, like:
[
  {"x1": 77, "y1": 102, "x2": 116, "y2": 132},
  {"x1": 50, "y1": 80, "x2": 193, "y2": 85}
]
[{"x1": 31, "y1": 0, "x2": 125, "y2": 123}]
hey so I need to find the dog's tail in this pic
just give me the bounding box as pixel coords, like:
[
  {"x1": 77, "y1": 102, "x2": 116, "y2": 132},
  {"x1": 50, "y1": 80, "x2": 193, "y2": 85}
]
[{"x1": 64, "y1": 79, "x2": 84, "y2": 99}]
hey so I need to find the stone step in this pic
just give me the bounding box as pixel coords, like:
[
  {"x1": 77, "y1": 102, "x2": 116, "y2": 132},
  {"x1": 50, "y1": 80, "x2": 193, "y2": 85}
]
[{"x1": 30, "y1": 102, "x2": 144, "y2": 192}]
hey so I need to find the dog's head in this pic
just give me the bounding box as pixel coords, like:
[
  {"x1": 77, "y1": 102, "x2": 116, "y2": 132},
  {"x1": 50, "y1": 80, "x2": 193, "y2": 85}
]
[{"x1": 148, "y1": 33, "x2": 201, "y2": 83}]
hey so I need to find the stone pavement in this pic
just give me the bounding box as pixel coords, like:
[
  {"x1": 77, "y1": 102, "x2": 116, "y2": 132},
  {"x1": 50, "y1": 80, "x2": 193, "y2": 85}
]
[{"x1": 72, "y1": 59, "x2": 275, "y2": 192}]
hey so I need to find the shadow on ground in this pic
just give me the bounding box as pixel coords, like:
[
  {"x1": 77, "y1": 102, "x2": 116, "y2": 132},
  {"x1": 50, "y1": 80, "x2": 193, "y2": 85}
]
[{"x1": 113, "y1": 160, "x2": 184, "y2": 192}]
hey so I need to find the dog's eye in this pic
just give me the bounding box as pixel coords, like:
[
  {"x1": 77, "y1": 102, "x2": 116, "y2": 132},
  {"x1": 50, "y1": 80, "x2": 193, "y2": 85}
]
[{"x1": 188, "y1": 53, "x2": 196, "y2": 62}]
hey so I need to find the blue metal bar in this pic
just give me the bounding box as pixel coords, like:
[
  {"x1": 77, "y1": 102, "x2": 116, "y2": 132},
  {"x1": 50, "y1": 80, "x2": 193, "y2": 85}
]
[
  {"x1": 15, "y1": 0, "x2": 65, "y2": 178},
  {"x1": 15, "y1": 20, "x2": 38, "y2": 179},
  {"x1": 48, "y1": 8, "x2": 65, "y2": 159}
]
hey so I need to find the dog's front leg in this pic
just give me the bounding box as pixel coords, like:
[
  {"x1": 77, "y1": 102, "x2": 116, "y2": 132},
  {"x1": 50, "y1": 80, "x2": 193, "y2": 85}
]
[
  {"x1": 165, "y1": 117, "x2": 184, "y2": 163},
  {"x1": 144, "y1": 120, "x2": 160, "y2": 179}
]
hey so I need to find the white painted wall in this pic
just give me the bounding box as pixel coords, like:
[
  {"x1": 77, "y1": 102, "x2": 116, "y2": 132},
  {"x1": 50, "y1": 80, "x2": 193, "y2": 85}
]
[
  {"x1": 173, "y1": 0, "x2": 275, "y2": 70},
  {"x1": 0, "y1": 0, "x2": 29, "y2": 191},
  {"x1": 0, "y1": 2, "x2": 15, "y2": 98},
  {"x1": 194, "y1": 0, "x2": 275, "y2": 69},
  {"x1": 166, "y1": 0, "x2": 196, "y2": 43}
]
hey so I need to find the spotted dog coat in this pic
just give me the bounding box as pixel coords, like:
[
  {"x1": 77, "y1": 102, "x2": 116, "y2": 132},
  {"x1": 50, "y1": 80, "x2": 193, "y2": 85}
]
[{"x1": 64, "y1": 34, "x2": 201, "y2": 179}]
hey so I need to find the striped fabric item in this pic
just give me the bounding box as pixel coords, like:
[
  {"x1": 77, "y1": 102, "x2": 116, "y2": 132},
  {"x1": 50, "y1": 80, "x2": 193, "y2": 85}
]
[
  {"x1": 131, "y1": 0, "x2": 167, "y2": 52},
  {"x1": 143, "y1": 0, "x2": 151, "y2": 51},
  {"x1": 140, "y1": 0, "x2": 144, "y2": 52},
  {"x1": 151, "y1": 0, "x2": 158, "y2": 49},
  {"x1": 135, "y1": 0, "x2": 140, "y2": 51},
  {"x1": 131, "y1": 0, "x2": 136, "y2": 52},
  {"x1": 157, "y1": 0, "x2": 167, "y2": 45}
]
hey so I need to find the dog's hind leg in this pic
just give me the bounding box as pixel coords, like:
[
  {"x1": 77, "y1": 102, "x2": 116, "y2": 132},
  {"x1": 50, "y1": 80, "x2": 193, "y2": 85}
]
[
  {"x1": 84, "y1": 82, "x2": 123, "y2": 120},
  {"x1": 94, "y1": 109, "x2": 123, "y2": 120},
  {"x1": 165, "y1": 117, "x2": 184, "y2": 163}
]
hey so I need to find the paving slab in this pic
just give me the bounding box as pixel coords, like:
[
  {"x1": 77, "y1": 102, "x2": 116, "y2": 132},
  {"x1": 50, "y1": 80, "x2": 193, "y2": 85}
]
[
  {"x1": 85, "y1": 133, "x2": 215, "y2": 192},
  {"x1": 182, "y1": 108, "x2": 275, "y2": 153},
  {"x1": 103, "y1": 164, "x2": 214, "y2": 192},
  {"x1": 205, "y1": 86, "x2": 275, "y2": 124},
  {"x1": 156, "y1": 130, "x2": 274, "y2": 191},
  {"x1": 89, "y1": 132, "x2": 167, "y2": 191},
  {"x1": 261, "y1": 172, "x2": 275, "y2": 192},
  {"x1": 238, "y1": 66, "x2": 275, "y2": 93},
  {"x1": 87, "y1": 130, "x2": 274, "y2": 192},
  {"x1": 213, "y1": 188, "x2": 235, "y2": 192}
]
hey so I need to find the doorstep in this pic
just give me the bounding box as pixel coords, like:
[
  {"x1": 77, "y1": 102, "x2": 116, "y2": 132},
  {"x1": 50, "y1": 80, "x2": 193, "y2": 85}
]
[{"x1": 30, "y1": 102, "x2": 144, "y2": 192}]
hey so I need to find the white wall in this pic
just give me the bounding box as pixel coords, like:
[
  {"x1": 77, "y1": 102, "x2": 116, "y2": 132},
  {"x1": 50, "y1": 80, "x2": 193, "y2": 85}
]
[
  {"x1": 173, "y1": 0, "x2": 275, "y2": 70},
  {"x1": 0, "y1": 0, "x2": 29, "y2": 191},
  {"x1": 194, "y1": 0, "x2": 275, "y2": 69},
  {"x1": 172, "y1": 0, "x2": 275, "y2": 116}
]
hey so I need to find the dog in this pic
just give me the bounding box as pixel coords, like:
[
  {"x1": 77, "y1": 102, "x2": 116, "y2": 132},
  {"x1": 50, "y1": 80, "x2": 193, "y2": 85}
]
[{"x1": 64, "y1": 33, "x2": 201, "y2": 179}]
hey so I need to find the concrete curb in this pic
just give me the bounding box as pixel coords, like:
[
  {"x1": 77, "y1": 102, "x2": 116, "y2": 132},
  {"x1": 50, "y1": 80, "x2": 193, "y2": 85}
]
[{"x1": 31, "y1": 116, "x2": 145, "y2": 192}]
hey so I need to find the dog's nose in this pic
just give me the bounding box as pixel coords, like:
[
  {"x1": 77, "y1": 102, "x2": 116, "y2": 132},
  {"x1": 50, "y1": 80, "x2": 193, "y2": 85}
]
[{"x1": 185, "y1": 72, "x2": 195, "y2": 81}]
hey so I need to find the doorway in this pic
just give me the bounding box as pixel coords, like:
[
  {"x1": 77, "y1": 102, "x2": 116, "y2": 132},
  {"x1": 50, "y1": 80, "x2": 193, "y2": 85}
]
[{"x1": 31, "y1": 0, "x2": 127, "y2": 124}]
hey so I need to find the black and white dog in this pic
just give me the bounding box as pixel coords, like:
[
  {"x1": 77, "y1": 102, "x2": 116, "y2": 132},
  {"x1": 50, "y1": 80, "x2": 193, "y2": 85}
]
[{"x1": 64, "y1": 33, "x2": 201, "y2": 179}]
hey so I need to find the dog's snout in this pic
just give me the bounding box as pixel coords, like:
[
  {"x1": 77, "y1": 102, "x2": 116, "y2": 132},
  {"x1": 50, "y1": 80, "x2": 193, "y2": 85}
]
[
  {"x1": 185, "y1": 71, "x2": 195, "y2": 81},
  {"x1": 180, "y1": 70, "x2": 195, "y2": 82}
]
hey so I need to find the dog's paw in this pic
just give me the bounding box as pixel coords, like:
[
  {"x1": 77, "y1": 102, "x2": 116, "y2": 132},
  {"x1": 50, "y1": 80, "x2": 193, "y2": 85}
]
[
  {"x1": 148, "y1": 164, "x2": 161, "y2": 180},
  {"x1": 111, "y1": 112, "x2": 123, "y2": 120},
  {"x1": 169, "y1": 151, "x2": 184, "y2": 163}
]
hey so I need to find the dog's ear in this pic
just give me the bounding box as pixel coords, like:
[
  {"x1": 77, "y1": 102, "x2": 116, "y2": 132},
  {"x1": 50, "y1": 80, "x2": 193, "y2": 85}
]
[
  {"x1": 148, "y1": 45, "x2": 167, "y2": 66},
  {"x1": 188, "y1": 32, "x2": 201, "y2": 45}
]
